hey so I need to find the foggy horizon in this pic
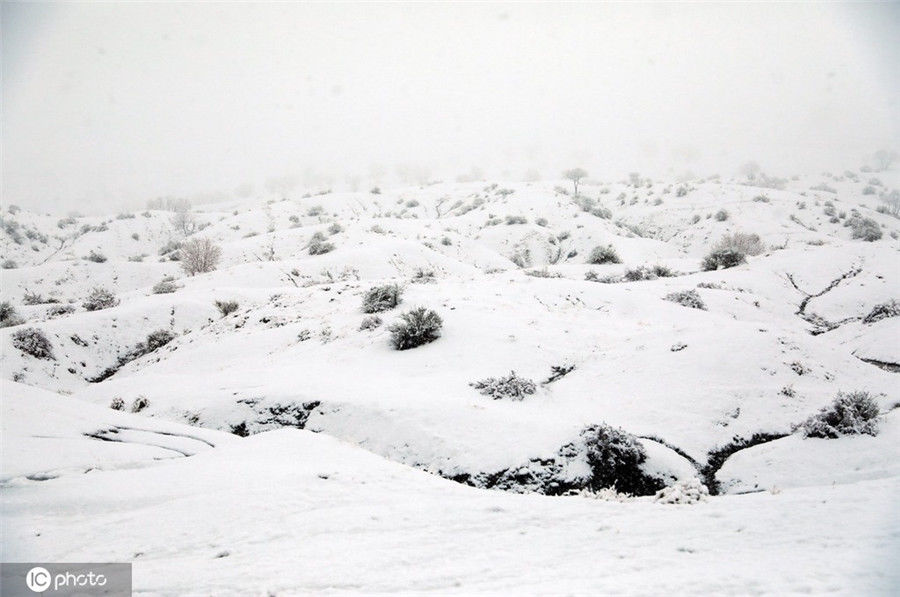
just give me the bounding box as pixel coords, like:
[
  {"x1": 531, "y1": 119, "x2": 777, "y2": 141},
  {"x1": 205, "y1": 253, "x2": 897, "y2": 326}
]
[{"x1": 3, "y1": 2, "x2": 898, "y2": 213}]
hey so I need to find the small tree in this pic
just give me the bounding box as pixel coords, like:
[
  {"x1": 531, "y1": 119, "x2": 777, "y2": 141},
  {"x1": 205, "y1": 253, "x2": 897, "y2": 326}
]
[
  {"x1": 180, "y1": 238, "x2": 222, "y2": 275},
  {"x1": 879, "y1": 190, "x2": 900, "y2": 217},
  {"x1": 170, "y1": 203, "x2": 196, "y2": 235},
  {"x1": 563, "y1": 168, "x2": 588, "y2": 196},
  {"x1": 872, "y1": 149, "x2": 897, "y2": 172}
]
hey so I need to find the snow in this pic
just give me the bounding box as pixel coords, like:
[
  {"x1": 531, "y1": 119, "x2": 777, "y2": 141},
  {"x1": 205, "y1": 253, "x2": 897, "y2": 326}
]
[{"x1": 2, "y1": 174, "x2": 898, "y2": 593}]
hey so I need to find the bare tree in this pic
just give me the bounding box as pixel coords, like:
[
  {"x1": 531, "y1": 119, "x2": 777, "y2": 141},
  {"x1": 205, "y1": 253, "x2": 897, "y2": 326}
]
[
  {"x1": 180, "y1": 238, "x2": 222, "y2": 276},
  {"x1": 873, "y1": 149, "x2": 897, "y2": 172},
  {"x1": 880, "y1": 190, "x2": 900, "y2": 217},
  {"x1": 740, "y1": 161, "x2": 761, "y2": 181},
  {"x1": 171, "y1": 207, "x2": 196, "y2": 236},
  {"x1": 563, "y1": 168, "x2": 588, "y2": 196}
]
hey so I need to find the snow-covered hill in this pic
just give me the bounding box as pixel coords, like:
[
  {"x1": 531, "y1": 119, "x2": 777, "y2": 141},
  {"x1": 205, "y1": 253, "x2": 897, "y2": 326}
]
[{"x1": 2, "y1": 173, "x2": 898, "y2": 593}]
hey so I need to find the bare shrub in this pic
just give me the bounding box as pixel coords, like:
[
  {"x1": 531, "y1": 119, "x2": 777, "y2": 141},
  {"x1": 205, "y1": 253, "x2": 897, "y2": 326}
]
[
  {"x1": 713, "y1": 232, "x2": 766, "y2": 256},
  {"x1": 215, "y1": 300, "x2": 240, "y2": 317},
  {"x1": 180, "y1": 238, "x2": 222, "y2": 275}
]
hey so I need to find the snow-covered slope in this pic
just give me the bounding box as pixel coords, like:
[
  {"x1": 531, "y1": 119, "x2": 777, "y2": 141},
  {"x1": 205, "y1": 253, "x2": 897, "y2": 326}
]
[{"x1": 1, "y1": 173, "x2": 898, "y2": 593}]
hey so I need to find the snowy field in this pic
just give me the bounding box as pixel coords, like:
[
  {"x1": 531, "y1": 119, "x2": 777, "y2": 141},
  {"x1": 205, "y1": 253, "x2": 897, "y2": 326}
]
[{"x1": 1, "y1": 173, "x2": 899, "y2": 595}]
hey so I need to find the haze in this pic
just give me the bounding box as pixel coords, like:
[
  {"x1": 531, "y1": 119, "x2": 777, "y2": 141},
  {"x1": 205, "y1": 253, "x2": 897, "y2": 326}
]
[{"x1": 2, "y1": 2, "x2": 898, "y2": 213}]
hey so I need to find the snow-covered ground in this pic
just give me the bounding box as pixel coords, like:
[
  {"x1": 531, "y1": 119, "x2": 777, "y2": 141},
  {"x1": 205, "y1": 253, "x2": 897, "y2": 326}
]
[{"x1": 1, "y1": 173, "x2": 898, "y2": 594}]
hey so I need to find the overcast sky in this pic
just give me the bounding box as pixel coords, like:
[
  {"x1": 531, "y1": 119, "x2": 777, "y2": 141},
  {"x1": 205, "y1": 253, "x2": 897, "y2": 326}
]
[{"x1": 2, "y1": 2, "x2": 898, "y2": 212}]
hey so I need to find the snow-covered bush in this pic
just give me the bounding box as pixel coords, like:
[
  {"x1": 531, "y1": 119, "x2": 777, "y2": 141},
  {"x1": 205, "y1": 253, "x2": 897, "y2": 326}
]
[
  {"x1": 848, "y1": 216, "x2": 882, "y2": 241},
  {"x1": 389, "y1": 307, "x2": 442, "y2": 350},
  {"x1": 215, "y1": 300, "x2": 240, "y2": 317},
  {"x1": 587, "y1": 244, "x2": 621, "y2": 265},
  {"x1": 411, "y1": 269, "x2": 436, "y2": 284},
  {"x1": 701, "y1": 248, "x2": 746, "y2": 271},
  {"x1": 131, "y1": 396, "x2": 150, "y2": 413},
  {"x1": 143, "y1": 329, "x2": 175, "y2": 352},
  {"x1": 0, "y1": 302, "x2": 23, "y2": 328},
  {"x1": 580, "y1": 424, "x2": 664, "y2": 496},
  {"x1": 158, "y1": 239, "x2": 182, "y2": 259},
  {"x1": 714, "y1": 209, "x2": 729, "y2": 221},
  {"x1": 11, "y1": 327, "x2": 54, "y2": 360},
  {"x1": 152, "y1": 276, "x2": 179, "y2": 294},
  {"x1": 505, "y1": 215, "x2": 528, "y2": 225},
  {"x1": 359, "y1": 315, "x2": 382, "y2": 330},
  {"x1": 713, "y1": 231, "x2": 766, "y2": 256},
  {"x1": 1, "y1": 259, "x2": 17, "y2": 269},
  {"x1": 362, "y1": 284, "x2": 403, "y2": 313},
  {"x1": 470, "y1": 371, "x2": 537, "y2": 401},
  {"x1": 535, "y1": 217, "x2": 548, "y2": 227},
  {"x1": 84, "y1": 250, "x2": 107, "y2": 263},
  {"x1": 796, "y1": 391, "x2": 880, "y2": 438},
  {"x1": 654, "y1": 478, "x2": 710, "y2": 504},
  {"x1": 664, "y1": 289, "x2": 706, "y2": 310},
  {"x1": 862, "y1": 299, "x2": 900, "y2": 324},
  {"x1": 180, "y1": 238, "x2": 222, "y2": 274},
  {"x1": 308, "y1": 238, "x2": 335, "y2": 255},
  {"x1": 328, "y1": 223, "x2": 343, "y2": 235},
  {"x1": 82, "y1": 286, "x2": 119, "y2": 311},
  {"x1": 110, "y1": 397, "x2": 125, "y2": 411},
  {"x1": 622, "y1": 265, "x2": 675, "y2": 282}
]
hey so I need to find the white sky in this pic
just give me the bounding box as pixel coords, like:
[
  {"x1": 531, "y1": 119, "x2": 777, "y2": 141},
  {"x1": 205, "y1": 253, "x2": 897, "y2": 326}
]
[{"x1": 2, "y1": 2, "x2": 898, "y2": 212}]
